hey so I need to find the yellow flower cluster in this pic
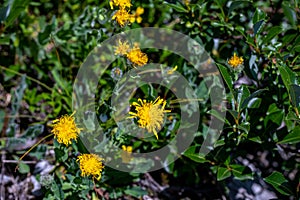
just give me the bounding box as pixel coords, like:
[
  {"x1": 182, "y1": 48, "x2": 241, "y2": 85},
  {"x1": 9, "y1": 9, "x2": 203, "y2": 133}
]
[
  {"x1": 128, "y1": 97, "x2": 171, "y2": 139},
  {"x1": 77, "y1": 154, "x2": 105, "y2": 180},
  {"x1": 110, "y1": 0, "x2": 144, "y2": 26},
  {"x1": 51, "y1": 112, "x2": 80, "y2": 146},
  {"x1": 114, "y1": 39, "x2": 148, "y2": 67},
  {"x1": 121, "y1": 145, "x2": 133, "y2": 163},
  {"x1": 228, "y1": 53, "x2": 244, "y2": 68},
  {"x1": 51, "y1": 113, "x2": 105, "y2": 181}
]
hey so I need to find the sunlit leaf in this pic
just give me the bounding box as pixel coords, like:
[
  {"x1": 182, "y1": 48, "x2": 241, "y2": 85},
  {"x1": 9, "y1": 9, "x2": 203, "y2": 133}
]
[{"x1": 264, "y1": 172, "x2": 294, "y2": 196}]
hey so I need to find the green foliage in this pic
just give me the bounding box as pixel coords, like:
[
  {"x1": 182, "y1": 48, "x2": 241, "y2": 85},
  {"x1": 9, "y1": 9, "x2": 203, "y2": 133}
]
[{"x1": 0, "y1": 0, "x2": 299, "y2": 199}]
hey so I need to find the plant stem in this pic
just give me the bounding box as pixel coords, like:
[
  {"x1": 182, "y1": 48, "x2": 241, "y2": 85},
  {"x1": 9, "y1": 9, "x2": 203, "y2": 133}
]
[
  {"x1": 15, "y1": 133, "x2": 54, "y2": 172},
  {"x1": 0, "y1": 65, "x2": 53, "y2": 92}
]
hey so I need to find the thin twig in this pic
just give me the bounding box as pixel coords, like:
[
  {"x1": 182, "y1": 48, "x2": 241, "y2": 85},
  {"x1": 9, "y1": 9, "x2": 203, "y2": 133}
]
[
  {"x1": 0, "y1": 65, "x2": 53, "y2": 92},
  {"x1": 15, "y1": 133, "x2": 53, "y2": 172},
  {"x1": 3, "y1": 160, "x2": 36, "y2": 164}
]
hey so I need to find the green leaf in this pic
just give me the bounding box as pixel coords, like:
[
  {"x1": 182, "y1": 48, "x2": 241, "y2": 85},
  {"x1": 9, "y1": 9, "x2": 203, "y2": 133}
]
[
  {"x1": 163, "y1": 2, "x2": 188, "y2": 13},
  {"x1": 214, "y1": 138, "x2": 225, "y2": 148},
  {"x1": 246, "y1": 97, "x2": 261, "y2": 108},
  {"x1": 278, "y1": 126, "x2": 300, "y2": 144},
  {"x1": 207, "y1": 109, "x2": 230, "y2": 125},
  {"x1": 124, "y1": 187, "x2": 147, "y2": 198},
  {"x1": 231, "y1": 164, "x2": 253, "y2": 180},
  {"x1": 0, "y1": 5, "x2": 9, "y2": 22},
  {"x1": 51, "y1": 182, "x2": 64, "y2": 199},
  {"x1": 252, "y1": 8, "x2": 266, "y2": 24},
  {"x1": 216, "y1": 63, "x2": 234, "y2": 97},
  {"x1": 237, "y1": 122, "x2": 250, "y2": 134},
  {"x1": 0, "y1": 36, "x2": 10, "y2": 45},
  {"x1": 217, "y1": 167, "x2": 231, "y2": 181},
  {"x1": 62, "y1": 182, "x2": 73, "y2": 190},
  {"x1": 282, "y1": 31, "x2": 297, "y2": 46},
  {"x1": 248, "y1": 136, "x2": 262, "y2": 144},
  {"x1": 237, "y1": 85, "x2": 250, "y2": 111},
  {"x1": 241, "y1": 89, "x2": 267, "y2": 109},
  {"x1": 227, "y1": 110, "x2": 238, "y2": 119},
  {"x1": 282, "y1": 2, "x2": 297, "y2": 27},
  {"x1": 278, "y1": 65, "x2": 298, "y2": 92},
  {"x1": 292, "y1": 45, "x2": 300, "y2": 53},
  {"x1": 19, "y1": 162, "x2": 30, "y2": 174},
  {"x1": 262, "y1": 26, "x2": 283, "y2": 44},
  {"x1": 264, "y1": 103, "x2": 284, "y2": 126},
  {"x1": 54, "y1": 148, "x2": 68, "y2": 162},
  {"x1": 183, "y1": 146, "x2": 208, "y2": 163},
  {"x1": 253, "y1": 20, "x2": 265, "y2": 35},
  {"x1": 228, "y1": 1, "x2": 251, "y2": 14},
  {"x1": 4, "y1": 0, "x2": 31, "y2": 27},
  {"x1": 289, "y1": 84, "x2": 300, "y2": 107},
  {"x1": 264, "y1": 172, "x2": 294, "y2": 196},
  {"x1": 21, "y1": 124, "x2": 44, "y2": 139},
  {"x1": 51, "y1": 69, "x2": 69, "y2": 93},
  {"x1": 285, "y1": 110, "x2": 299, "y2": 121}
]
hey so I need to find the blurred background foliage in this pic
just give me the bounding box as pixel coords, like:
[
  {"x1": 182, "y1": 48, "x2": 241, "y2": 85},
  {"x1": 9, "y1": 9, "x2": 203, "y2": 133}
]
[{"x1": 0, "y1": 0, "x2": 299, "y2": 199}]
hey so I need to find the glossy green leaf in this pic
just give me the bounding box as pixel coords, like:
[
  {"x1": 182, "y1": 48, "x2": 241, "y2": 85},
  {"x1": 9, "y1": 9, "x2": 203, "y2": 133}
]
[
  {"x1": 278, "y1": 126, "x2": 300, "y2": 144},
  {"x1": 237, "y1": 122, "x2": 250, "y2": 134},
  {"x1": 0, "y1": 6, "x2": 10, "y2": 23},
  {"x1": 262, "y1": 26, "x2": 283, "y2": 44},
  {"x1": 163, "y1": 2, "x2": 188, "y2": 13},
  {"x1": 282, "y1": 31, "x2": 297, "y2": 45},
  {"x1": 237, "y1": 85, "x2": 250, "y2": 111},
  {"x1": 253, "y1": 20, "x2": 265, "y2": 35},
  {"x1": 241, "y1": 89, "x2": 267, "y2": 110},
  {"x1": 285, "y1": 110, "x2": 299, "y2": 121},
  {"x1": 246, "y1": 97, "x2": 261, "y2": 108},
  {"x1": 248, "y1": 136, "x2": 262, "y2": 144},
  {"x1": 264, "y1": 103, "x2": 284, "y2": 126},
  {"x1": 252, "y1": 8, "x2": 266, "y2": 24},
  {"x1": 278, "y1": 65, "x2": 298, "y2": 92},
  {"x1": 217, "y1": 167, "x2": 231, "y2": 181},
  {"x1": 214, "y1": 138, "x2": 225, "y2": 148},
  {"x1": 264, "y1": 172, "x2": 294, "y2": 196},
  {"x1": 231, "y1": 164, "x2": 253, "y2": 180},
  {"x1": 282, "y1": 2, "x2": 297, "y2": 27},
  {"x1": 289, "y1": 84, "x2": 300, "y2": 107},
  {"x1": 216, "y1": 63, "x2": 234, "y2": 97},
  {"x1": 183, "y1": 146, "x2": 208, "y2": 163},
  {"x1": 227, "y1": 110, "x2": 238, "y2": 119}
]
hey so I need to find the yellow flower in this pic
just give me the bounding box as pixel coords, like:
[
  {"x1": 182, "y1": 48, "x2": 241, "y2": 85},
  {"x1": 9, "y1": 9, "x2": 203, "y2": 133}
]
[
  {"x1": 112, "y1": 9, "x2": 131, "y2": 27},
  {"x1": 110, "y1": 0, "x2": 131, "y2": 9},
  {"x1": 184, "y1": 0, "x2": 191, "y2": 6},
  {"x1": 77, "y1": 154, "x2": 105, "y2": 180},
  {"x1": 167, "y1": 65, "x2": 178, "y2": 74},
  {"x1": 51, "y1": 112, "x2": 80, "y2": 146},
  {"x1": 128, "y1": 97, "x2": 171, "y2": 139},
  {"x1": 114, "y1": 39, "x2": 130, "y2": 55},
  {"x1": 127, "y1": 48, "x2": 148, "y2": 66},
  {"x1": 130, "y1": 7, "x2": 144, "y2": 23},
  {"x1": 121, "y1": 145, "x2": 133, "y2": 163},
  {"x1": 228, "y1": 53, "x2": 244, "y2": 68},
  {"x1": 122, "y1": 145, "x2": 133, "y2": 152}
]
